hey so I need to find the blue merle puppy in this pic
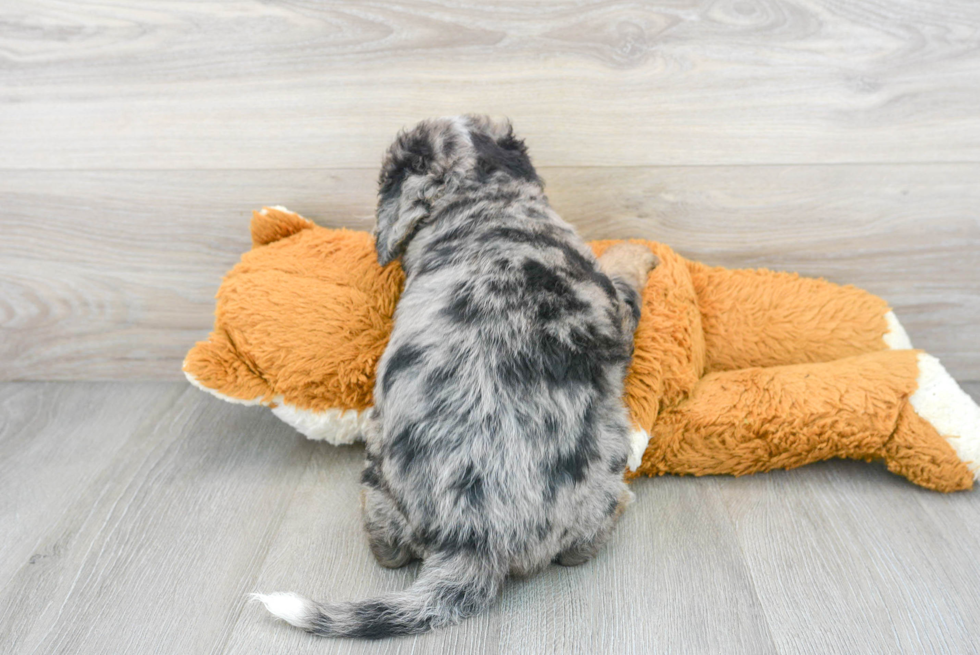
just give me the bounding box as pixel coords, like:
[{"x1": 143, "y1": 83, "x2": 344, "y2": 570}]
[{"x1": 255, "y1": 116, "x2": 657, "y2": 638}]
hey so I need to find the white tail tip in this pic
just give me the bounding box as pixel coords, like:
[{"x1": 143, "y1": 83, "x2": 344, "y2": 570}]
[
  {"x1": 884, "y1": 311, "x2": 913, "y2": 349},
  {"x1": 910, "y1": 353, "x2": 980, "y2": 478},
  {"x1": 251, "y1": 592, "x2": 316, "y2": 629}
]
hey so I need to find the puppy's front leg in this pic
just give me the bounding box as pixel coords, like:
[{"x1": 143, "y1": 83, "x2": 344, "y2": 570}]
[
  {"x1": 597, "y1": 243, "x2": 658, "y2": 330},
  {"x1": 598, "y1": 243, "x2": 658, "y2": 292}
]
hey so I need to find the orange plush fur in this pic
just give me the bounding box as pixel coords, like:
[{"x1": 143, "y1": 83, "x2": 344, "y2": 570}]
[{"x1": 185, "y1": 208, "x2": 980, "y2": 492}]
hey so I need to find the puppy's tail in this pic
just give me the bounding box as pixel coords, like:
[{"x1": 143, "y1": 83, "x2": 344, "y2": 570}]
[{"x1": 252, "y1": 549, "x2": 503, "y2": 639}]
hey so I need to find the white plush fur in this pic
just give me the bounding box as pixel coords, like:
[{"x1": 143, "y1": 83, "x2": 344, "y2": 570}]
[
  {"x1": 260, "y1": 205, "x2": 301, "y2": 216},
  {"x1": 183, "y1": 370, "x2": 264, "y2": 406},
  {"x1": 911, "y1": 353, "x2": 980, "y2": 478},
  {"x1": 271, "y1": 404, "x2": 368, "y2": 445},
  {"x1": 184, "y1": 370, "x2": 367, "y2": 445},
  {"x1": 884, "y1": 310, "x2": 913, "y2": 350},
  {"x1": 627, "y1": 429, "x2": 650, "y2": 472},
  {"x1": 252, "y1": 592, "x2": 315, "y2": 629}
]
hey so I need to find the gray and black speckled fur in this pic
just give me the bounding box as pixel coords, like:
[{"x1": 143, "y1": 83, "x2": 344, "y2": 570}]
[{"x1": 288, "y1": 116, "x2": 655, "y2": 639}]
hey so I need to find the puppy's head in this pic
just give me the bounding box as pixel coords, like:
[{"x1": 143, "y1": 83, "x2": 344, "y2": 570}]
[{"x1": 374, "y1": 115, "x2": 539, "y2": 266}]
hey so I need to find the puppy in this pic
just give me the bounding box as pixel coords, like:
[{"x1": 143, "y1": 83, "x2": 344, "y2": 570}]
[{"x1": 255, "y1": 116, "x2": 657, "y2": 638}]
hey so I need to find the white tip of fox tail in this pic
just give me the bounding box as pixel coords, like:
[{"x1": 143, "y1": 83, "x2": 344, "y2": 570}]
[
  {"x1": 910, "y1": 353, "x2": 980, "y2": 479},
  {"x1": 884, "y1": 311, "x2": 913, "y2": 349},
  {"x1": 251, "y1": 592, "x2": 316, "y2": 630}
]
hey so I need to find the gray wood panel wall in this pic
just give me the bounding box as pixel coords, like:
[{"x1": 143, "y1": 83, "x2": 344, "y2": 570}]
[{"x1": 2, "y1": 1, "x2": 979, "y2": 381}]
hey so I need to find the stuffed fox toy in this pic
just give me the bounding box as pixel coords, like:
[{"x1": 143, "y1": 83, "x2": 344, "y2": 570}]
[{"x1": 185, "y1": 207, "x2": 980, "y2": 492}]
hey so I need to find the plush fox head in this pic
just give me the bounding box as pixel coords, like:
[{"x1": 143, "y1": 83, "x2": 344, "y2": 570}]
[{"x1": 183, "y1": 207, "x2": 406, "y2": 443}]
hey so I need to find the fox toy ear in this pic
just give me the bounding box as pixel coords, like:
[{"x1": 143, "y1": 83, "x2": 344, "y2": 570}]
[
  {"x1": 250, "y1": 206, "x2": 314, "y2": 248},
  {"x1": 182, "y1": 328, "x2": 272, "y2": 405},
  {"x1": 374, "y1": 132, "x2": 440, "y2": 266}
]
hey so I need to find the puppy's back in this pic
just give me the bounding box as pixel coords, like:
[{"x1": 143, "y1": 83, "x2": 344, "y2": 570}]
[{"x1": 376, "y1": 206, "x2": 635, "y2": 562}]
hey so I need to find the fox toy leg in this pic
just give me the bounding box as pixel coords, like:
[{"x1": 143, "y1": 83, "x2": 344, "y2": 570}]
[
  {"x1": 630, "y1": 349, "x2": 978, "y2": 492},
  {"x1": 686, "y1": 261, "x2": 911, "y2": 373}
]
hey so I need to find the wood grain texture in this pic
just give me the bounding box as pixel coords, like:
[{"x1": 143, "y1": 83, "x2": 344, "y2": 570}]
[
  {"x1": 495, "y1": 477, "x2": 777, "y2": 655},
  {"x1": 0, "y1": 385, "x2": 314, "y2": 655},
  {"x1": 222, "y1": 440, "x2": 506, "y2": 655},
  {"x1": 2, "y1": 1, "x2": 980, "y2": 169},
  {"x1": 2, "y1": 166, "x2": 977, "y2": 381},
  {"x1": 720, "y1": 458, "x2": 980, "y2": 654},
  {"x1": 3, "y1": 0, "x2": 979, "y2": 650},
  {"x1": 1, "y1": 381, "x2": 978, "y2": 653},
  {"x1": 226, "y1": 446, "x2": 775, "y2": 655},
  {"x1": 3, "y1": 0, "x2": 979, "y2": 381},
  {"x1": 0, "y1": 382, "x2": 183, "y2": 592}
]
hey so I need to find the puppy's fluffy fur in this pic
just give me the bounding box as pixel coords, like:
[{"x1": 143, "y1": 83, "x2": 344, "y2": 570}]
[{"x1": 256, "y1": 116, "x2": 656, "y2": 638}]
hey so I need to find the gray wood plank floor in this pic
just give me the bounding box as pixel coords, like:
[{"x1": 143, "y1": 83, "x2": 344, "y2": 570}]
[
  {"x1": 3, "y1": 1, "x2": 980, "y2": 653},
  {"x1": 3, "y1": 381, "x2": 980, "y2": 654}
]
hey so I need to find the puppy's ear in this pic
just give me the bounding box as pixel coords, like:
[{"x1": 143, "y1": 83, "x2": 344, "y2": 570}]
[
  {"x1": 375, "y1": 133, "x2": 437, "y2": 266},
  {"x1": 471, "y1": 122, "x2": 540, "y2": 185}
]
